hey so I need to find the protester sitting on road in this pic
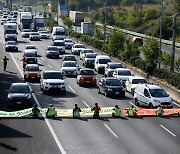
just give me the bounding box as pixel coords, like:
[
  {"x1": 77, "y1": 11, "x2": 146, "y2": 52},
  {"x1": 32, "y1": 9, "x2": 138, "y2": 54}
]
[
  {"x1": 46, "y1": 104, "x2": 57, "y2": 118},
  {"x1": 112, "y1": 105, "x2": 121, "y2": 117},
  {"x1": 156, "y1": 105, "x2": 164, "y2": 117},
  {"x1": 73, "y1": 104, "x2": 81, "y2": 118},
  {"x1": 92, "y1": 103, "x2": 101, "y2": 118},
  {"x1": 32, "y1": 104, "x2": 40, "y2": 117},
  {"x1": 128, "y1": 105, "x2": 137, "y2": 117}
]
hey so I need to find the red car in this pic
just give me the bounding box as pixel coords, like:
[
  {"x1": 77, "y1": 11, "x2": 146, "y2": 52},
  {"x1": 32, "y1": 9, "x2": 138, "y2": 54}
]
[{"x1": 77, "y1": 68, "x2": 97, "y2": 86}]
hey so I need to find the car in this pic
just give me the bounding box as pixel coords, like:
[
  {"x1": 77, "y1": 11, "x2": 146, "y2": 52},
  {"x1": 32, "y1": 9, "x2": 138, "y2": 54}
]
[
  {"x1": 80, "y1": 49, "x2": 94, "y2": 60},
  {"x1": 113, "y1": 68, "x2": 133, "y2": 87},
  {"x1": 29, "y1": 32, "x2": 40, "y2": 41},
  {"x1": 24, "y1": 50, "x2": 38, "y2": 64},
  {"x1": 25, "y1": 45, "x2": 37, "y2": 56},
  {"x1": 77, "y1": 68, "x2": 97, "y2": 86},
  {"x1": 7, "y1": 83, "x2": 32, "y2": 106},
  {"x1": 39, "y1": 30, "x2": 50, "y2": 39},
  {"x1": 22, "y1": 29, "x2": 31, "y2": 38},
  {"x1": 40, "y1": 70, "x2": 66, "y2": 94},
  {"x1": 62, "y1": 55, "x2": 77, "y2": 62},
  {"x1": 132, "y1": 37, "x2": 143, "y2": 46},
  {"x1": 94, "y1": 55, "x2": 111, "y2": 74},
  {"x1": 104, "y1": 62, "x2": 124, "y2": 77},
  {"x1": 83, "y1": 53, "x2": 97, "y2": 68},
  {"x1": 45, "y1": 46, "x2": 59, "y2": 58},
  {"x1": 24, "y1": 64, "x2": 41, "y2": 81},
  {"x1": 134, "y1": 84, "x2": 173, "y2": 108},
  {"x1": 97, "y1": 77, "x2": 125, "y2": 98},
  {"x1": 5, "y1": 41, "x2": 18, "y2": 52},
  {"x1": 1, "y1": 19, "x2": 6, "y2": 25},
  {"x1": 61, "y1": 61, "x2": 79, "y2": 76},
  {"x1": 53, "y1": 40, "x2": 65, "y2": 54},
  {"x1": 64, "y1": 39, "x2": 74, "y2": 49},
  {"x1": 71, "y1": 43, "x2": 86, "y2": 55},
  {"x1": 125, "y1": 77, "x2": 147, "y2": 95}
]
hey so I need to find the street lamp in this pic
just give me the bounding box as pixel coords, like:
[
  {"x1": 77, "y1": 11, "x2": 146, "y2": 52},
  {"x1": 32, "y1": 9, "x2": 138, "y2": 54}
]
[
  {"x1": 104, "y1": 0, "x2": 107, "y2": 42},
  {"x1": 159, "y1": 0, "x2": 163, "y2": 68}
]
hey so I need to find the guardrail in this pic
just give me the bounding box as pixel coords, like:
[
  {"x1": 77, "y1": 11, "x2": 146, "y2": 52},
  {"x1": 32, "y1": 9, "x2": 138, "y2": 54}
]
[{"x1": 96, "y1": 23, "x2": 180, "y2": 48}]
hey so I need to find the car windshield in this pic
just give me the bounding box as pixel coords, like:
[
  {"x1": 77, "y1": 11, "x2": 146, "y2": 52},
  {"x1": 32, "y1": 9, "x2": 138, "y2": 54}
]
[
  {"x1": 26, "y1": 46, "x2": 35, "y2": 49},
  {"x1": 48, "y1": 47, "x2": 58, "y2": 50},
  {"x1": 26, "y1": 66, "x2": 39, "y2": 71},
  {"x1": 64, "y1": 56, "x2": 76, "y2": 61},
  {"x1": 54, "y1": 42, "x2": 65, "y2": 46},
  {"x1": 24, "y1": 52, "x2": 36, "y2": 57},
  {"x1": 80, "y1": 70, "x2": 94, "y2": 75},
  {"x1": 149, "y1": 88, "x2": 169, "y2": 97},
  {"x1": 118, "y1": 70, "x2": 131, "y2": 76},
  {"x1": 132, "y1": 79, "x2": 147, "y2": 84},
  {"x1": 44, "y1": 72, "x2": 63, "y2": 79},
  {"x1": 99, "y1": 59, "x2": 111, "y2": 64},
  {"x1": 31, "y1": 33, "x2": 38, "y2": 35},
  {"x1": 105, "y1": 79, "x2": 122, "y2": 86},
  {"x1": 65, "y1": 40, "x2": 72, "y2": 43},
  {"x1": 40, "y1": 31, "x2": 48, "y2": 34},
  {"x1": 23, "y1": 29, "x2": 31, "y2": 32},
  {"x1": 86, "y1": 54, "x2": 96, "y2": 58},
  {"x1": 75, "y1": 45, "x2": 85, "y2": 48},
  {"x1": 63, "y1": 62, "x2": 76, "y2": 67},
  {"x1": 55, "y1": 31, "x2": 65, "y2": 35},
  {"x1": 7, "y1": 41, "x2": 16, "y2": 45},
  {"x1": 6, "y1": 30, "x2": 16, "y2": 34},
  {"x1": 9, "y1": 84, "x2": 30, "y2": 93},
  {"x1": 83, "y1": 50, "x2": 93, "y2": 54},
  {"x1": 109, "y1": 64, "x2": 123, "y2": 69}
]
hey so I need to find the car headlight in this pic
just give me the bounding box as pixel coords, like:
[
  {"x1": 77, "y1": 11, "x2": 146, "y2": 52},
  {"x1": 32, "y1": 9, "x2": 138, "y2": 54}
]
[
  {"x1": 44, "y1": 82, "x2": 49, "y2": 85},
  {"x1": 61, "y1": 70, "x2": 65, "y2": 74},
  {"x1": 107, "y1": 88, "x2": 113, "y2": 91},
  {"x1": 74, "y1": 69, "x2": 78, "y2": 73},
  {"x1": 25, "y1": 93, "x2": 31, "y2": 99},
  {"x1": 8, "y1": 93, "x2": 13, "y2": 99},
  {"x1": 154, "y1": 100, "x2": 161, "y2": 104}
]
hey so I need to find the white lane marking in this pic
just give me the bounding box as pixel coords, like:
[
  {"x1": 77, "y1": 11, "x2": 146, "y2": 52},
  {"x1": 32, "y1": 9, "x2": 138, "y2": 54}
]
[
  {"x1": 68, "y1": 85, "x2": 76, "y2": 93},
  {"x1": 104, "y1": 123, "x2": 118, "y2": 138},
  {"x1": 160, "y1": 125, "x2": 176, "y2": 137},
  {"x1": 82, "y1": 101, "x2": 90, "y2": 108},
  {"x1": 173, "y1": 101, "x2": 180, "y2": 108},
  {"x1": 129, "y1": 101, "x2": 139, "y2": 109},
  {"x1": 10, "y1": 52, "x2": 67, "y2": 154},
  {"x1": 48, "y1": 64, "x2": 52, "y2": 69},
  {"x1": 41, "y1": 57, "x2": 45, "y2": 61}
]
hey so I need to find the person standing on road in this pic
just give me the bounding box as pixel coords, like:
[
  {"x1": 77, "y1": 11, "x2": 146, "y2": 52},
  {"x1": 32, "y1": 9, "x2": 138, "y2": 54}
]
[
  {"x1": 92, "y1": 103, "x2": 101, "y2": 118},
  {"x1": 73, "y1": 104, "x2": 81, "y2": 118},
  {"x1": 128, "y1": 105, "x2": 137, "y2": 117},
  {"x1": 46, "y1": 104, "x2": 57, "y2": 118},
  {"x1": 21, "y1": 56, "x2": 27, "y2": 70},
  {"x1": 32, "y1": 104, "x2": 40, "y2": 117},
  {"x1": 156, "y1": 105, "x2": 164, "y2": 117},
  {"x1": 112, "y1": 105, "x2": 121, "y2": 117},
  {"x1": 2, "y1": 56, "x2": 9, "y2": 71}
]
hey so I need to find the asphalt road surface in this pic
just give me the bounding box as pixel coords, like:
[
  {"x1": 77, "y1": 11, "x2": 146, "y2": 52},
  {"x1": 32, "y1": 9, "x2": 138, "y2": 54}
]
[{"x1": 0, "y1": 22, "x2": 180, "y2": 154}]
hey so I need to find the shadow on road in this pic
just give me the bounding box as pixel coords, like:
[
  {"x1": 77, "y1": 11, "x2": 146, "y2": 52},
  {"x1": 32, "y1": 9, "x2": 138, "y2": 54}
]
[{"x1": 0, "y1": 142, "x2": 17, "y2": 151}]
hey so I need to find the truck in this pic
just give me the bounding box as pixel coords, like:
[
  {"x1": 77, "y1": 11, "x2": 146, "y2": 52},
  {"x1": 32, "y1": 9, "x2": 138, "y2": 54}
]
[
  {"x1": 69, "y1": 11, "x2": 84, "y2": 26},
  {"x1": 81, "y1": 22, "x2": 94, "y2": 35},
  {"x1": 4, "y1": 23, "x2": 18, "y2": 41},
  {"x1": 18, "y1": 12, "x2": 32, "y2": 31},
  {"x1": 32, "y1": 16, "x2": 45, "y2": 31}
]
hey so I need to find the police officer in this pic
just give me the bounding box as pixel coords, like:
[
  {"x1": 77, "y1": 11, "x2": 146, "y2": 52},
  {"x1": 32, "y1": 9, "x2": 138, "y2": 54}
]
[
  {"x1": 112, "y1": 105, "x2": 121, "y2": 117},
  {"x1": 92, "y1": 103, "x2": 101, "y2": 118},
  {"x1": 73, "y1": 104, "x2": 81, "y2": 118},
  {"x1": 46, "y1": 104, "x2": 56, "y2": 118},
  {"x1": 32, "y1": 104, "x2": 40, "y2": 117},
  {"x1": 128, "y1": 105, "x2": 137, "y2": 117},
  {"x1": 2, "y1": 56, "x2": 9, "y2": 71},
  {"x1": 156, "y1": 105, "x2": 164, "y2": 117}
]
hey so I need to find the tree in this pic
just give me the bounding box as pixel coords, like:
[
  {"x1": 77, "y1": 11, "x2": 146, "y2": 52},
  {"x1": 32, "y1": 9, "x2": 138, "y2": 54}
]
[
  {"x1": 174, "y1": 0, "x2": 180, "y2": 12},
  {"x1": 175, "y1": 58, "x2": 180, "y2": 72},
  {"x1": 158, "y1": 52, "x2": 172, "y2": 69}
]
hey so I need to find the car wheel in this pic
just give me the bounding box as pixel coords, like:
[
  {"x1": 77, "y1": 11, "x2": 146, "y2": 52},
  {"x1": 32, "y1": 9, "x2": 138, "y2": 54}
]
[
  {"x1": 98, "y1": 88, "x2": 101, "y2": 94},
  {"x1": 134, "y1": 98, "x2": 139, "y2": 106},
  {"x1": 131, "y1": 89, "x2": 134, "y2": 95},
  {"x1": 149, "y1": 102, "x2": 153, "y2": 109},
  {"x1": 40, "y1": 84, "x2": 43, "y2": 90},
  {"x1": 62, "y1": 90, "x2": 66, "y2": 94},
  {"x1": 105, "y1": 91, "x2": 109, "y2": 97},
  {"x1": 42, "y1": 89, "x2": 47, "y2": 94}
]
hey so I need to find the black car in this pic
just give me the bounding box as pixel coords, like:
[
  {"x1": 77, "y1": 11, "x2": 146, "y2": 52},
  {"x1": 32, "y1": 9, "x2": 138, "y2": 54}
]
[
  {"x1": 5, "y1": 41, "x2": 18, "y2": 52},
  {"x1": 24, "y1": 51, "x2": 38, "y2": 64},
  {"x1": 7, "y1": 83, "x2": 32, "y2": 106},
  {"x1": 97, "y1": 77, "x2": 125, "y2": 97}
]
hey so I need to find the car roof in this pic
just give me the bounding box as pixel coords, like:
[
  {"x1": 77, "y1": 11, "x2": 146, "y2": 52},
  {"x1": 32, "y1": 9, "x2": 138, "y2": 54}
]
[
  {"x1": 63, "y1": 61, "x2": 76, "y2": 63},
  {"x1": 116, "y1": 68, "x2": 130, "y2": 71},
  {"x1": 130, "y1": 76, "x2": 146, "y2": 80},
  {"x1": 108, "y1": 62, "x2": 122, "y2": 65},
  {"x1": 11, "y1": 82, "x2": 28, "y2": 86},
  {"x1": 24, "y1": 50, "x2": 36, "y2": 53},
  {"x1": 63, "y1": 55, "x2": 75, "y2": 57},
  {"x1": 138, "y1": 84, "x2": 162, "y2": 89},
  {"x1": 7, "y1": 41, "x2": 16, "y2": 43},
  {"x1": 105, "y1": 77, "x2": 119, "y2": 80},
  {"x1": 26, "y1": 64, "x2": 39, "y2": 67},
  {"x1": 96, "y1": 55, "x2": 110, "y2": 58},
  {"x1": 74, "y1": 43, "x2": 84, "y2": 46},
  {"x1": 80, "y1": 68, "x2": 94, "y2": 71},
  {"x1": 53, "y1": 40, "x2": 64, "y2": 42},
  {"x1": 47, "y1": 46, "x2": 58, "y2": 48},
  {"x1": 26, "y1": 45, "x2": 35, "y2": 47},
  {"x1": 43, "y1": 70, "x2": 61, "y2": 73},
  {"x1": 64, "y1": 39, "x2": 72, "y2": 41}
]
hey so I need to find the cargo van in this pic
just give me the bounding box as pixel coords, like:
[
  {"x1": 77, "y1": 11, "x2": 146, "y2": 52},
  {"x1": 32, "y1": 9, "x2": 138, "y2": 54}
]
[{"x1": 52, "y1": 26, "x2": 66, "y2": 40}]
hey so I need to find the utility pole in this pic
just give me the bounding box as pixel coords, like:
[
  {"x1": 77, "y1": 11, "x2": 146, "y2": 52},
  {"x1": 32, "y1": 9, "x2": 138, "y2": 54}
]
[
  {"x1": 159, "y1": 0, "x2": 163, "y2": 68},
  {"x1": 171, "y1": 13, "x2": 180, "y2": 72},
  {"x1": 104, "y1": 0, "x2": 107, "y2": 43}
]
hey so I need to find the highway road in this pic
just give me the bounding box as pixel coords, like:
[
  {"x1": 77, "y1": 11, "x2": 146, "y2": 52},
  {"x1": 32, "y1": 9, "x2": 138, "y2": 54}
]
[{"x1": 0, "y1": 23, "x2": 180, "y2": 154}]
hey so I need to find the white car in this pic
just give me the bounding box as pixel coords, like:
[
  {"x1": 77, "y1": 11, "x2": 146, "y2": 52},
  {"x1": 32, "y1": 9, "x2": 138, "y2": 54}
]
[
  {"x1": 40, "y1": 70, "x2": 66, "y2": 94},
  {"x1": 45, "y1": 46, "x2": 59, "y2": 58},
  {"x1": 71, "y1": 43, "x2": 85, "y2": 55},
  {"x1": 39, "y1": 31, "x2": 50, "y2": 39},
  {"x1": 125, "y1": 76, "x2": 147, "y2": 95},
  {"x1": 61, "y1": 61, "x2": 79, "y2": 76},
  {"x1": 29, "y1": 32, "x2": 40, "y2": 41},
  {"x1": 80, "y1": 48, "x2": 94, "y2": 60},
  {"x1": 113, "y1": 68, "x2": 133, "y2": 87},
  {"x1": 134, "y1": 84, "x2": 173, "y2": 108},
  {"x1": 25, "y1": 45, "x2": 37, "y2": 56},
  {"x1": 64, "y1": 39, "x2": 74, "y2": 49},
  {"x1": 22, "y1": 29, "x2": 31, "y2": 38},
  {"x1": 83, "y1": 53, "x2": 97, "y2": 68},
  {"x1": 53, "y1": 40, "x2": 65, "y2": 54}
]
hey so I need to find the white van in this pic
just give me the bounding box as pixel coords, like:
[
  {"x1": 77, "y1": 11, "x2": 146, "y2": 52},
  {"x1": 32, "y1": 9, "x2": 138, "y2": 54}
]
[
  {"x1": 134, "y1": 84, "x2": 173, "y2": 108},
  {"x1": 94, "y1": 55, "x2": 111, "y2": 74},
  {"x1": 52, "y1": 26, "x2": 66, "y2": 40}
]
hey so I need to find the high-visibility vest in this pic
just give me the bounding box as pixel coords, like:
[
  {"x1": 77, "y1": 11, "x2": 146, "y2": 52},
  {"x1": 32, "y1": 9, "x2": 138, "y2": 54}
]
[
  {"x1": 73, "y1": 108, "x2": 80, "y2": 117},
  {"x1": 129, "y1": 108, "x2": 136, "y2": 116},
  {"x1": 47, "y1": 107, "x2": 56, "y2": 117},
  {"x1": 115, "y1": 108, "x2": 121, "y2": 116}
]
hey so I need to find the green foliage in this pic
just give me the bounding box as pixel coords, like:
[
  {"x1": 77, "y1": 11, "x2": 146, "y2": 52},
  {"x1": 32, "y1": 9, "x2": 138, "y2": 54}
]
[
  {"x1": 144, "y1": 8, "x2": 158, "y2": 21},
  {"x1": 175, "y1": 58, "x2": 180, "y2": 72},
  {"x1": 94, "y1": 27, "x2": 103, "y2": 40},
  {"x1": 158, "y1": 52, "x2": 172, "y2": 69},
  {"x1": 60, "y1": 15, "x2": 73, "y2": 29},
  {"x1": 174, "y1": 0, "x2": 180, "y2": 12}
]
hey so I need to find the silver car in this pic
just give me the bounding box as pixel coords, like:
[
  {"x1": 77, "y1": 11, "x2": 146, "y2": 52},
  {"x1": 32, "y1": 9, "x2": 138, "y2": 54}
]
[{"x1": 61, "y1": 61, "x2": 79, "y2": 76}]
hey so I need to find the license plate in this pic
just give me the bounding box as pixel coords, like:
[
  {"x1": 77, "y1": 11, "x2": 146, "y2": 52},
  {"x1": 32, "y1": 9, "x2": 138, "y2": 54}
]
[
  {"x1": 68, "y1": 72, "x2": 71, "y2": 74},
  {"x1": 17, "y1": 102, "x2": 21, "y2": 104},
  {"x1": 86, "y1": 81, "x2": 90, "y2": 83},
  {"x1": 115, "y1": 92, "x2": 119, "y2": 94},
  {"x1": 31, "y1": 77, "x2": 35, "y2": 79},
  {"x1": 29, "y1": 61, "x2": 33, "y2": 63},
  {"x1": 52, "y1": 86, "x2": 58, "y2": 88}
]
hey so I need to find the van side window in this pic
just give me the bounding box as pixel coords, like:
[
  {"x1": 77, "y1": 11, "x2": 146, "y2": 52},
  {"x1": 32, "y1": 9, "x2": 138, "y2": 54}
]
[{"x1": 144, "y1": 89, "x2": 150, "y2": 97}]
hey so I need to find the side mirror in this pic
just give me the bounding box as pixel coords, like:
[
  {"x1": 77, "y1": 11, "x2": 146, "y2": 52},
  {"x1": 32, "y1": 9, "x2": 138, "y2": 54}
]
[{"x1": 31, "y1": 90, "x2": 34, "y2": 93}]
